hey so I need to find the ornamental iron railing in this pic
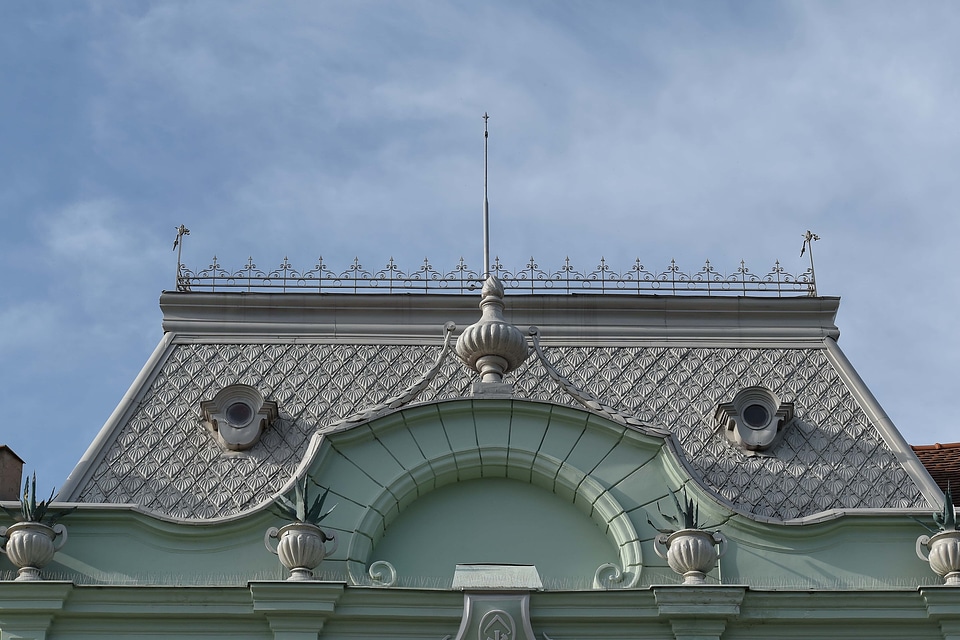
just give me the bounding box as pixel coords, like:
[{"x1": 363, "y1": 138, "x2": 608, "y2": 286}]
[{"x1": 175, "y1": 256, "x2": 817, "y2": 296}]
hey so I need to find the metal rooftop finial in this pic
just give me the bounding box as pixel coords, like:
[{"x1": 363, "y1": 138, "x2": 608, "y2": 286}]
[
  {"x1": 800, "y1": 230, "x2": 820, "y2": 296},
  {"x1": 173, "y1": 224, "x2": 190, "y2": 287},
  {"x1": 483, "y1": 112, "x2": 490, "y2": 278}
]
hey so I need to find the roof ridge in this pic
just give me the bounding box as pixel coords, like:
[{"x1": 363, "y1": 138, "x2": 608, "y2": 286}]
[{"x1": 914, "y1": 442, "x2": 960, "y2": 450}]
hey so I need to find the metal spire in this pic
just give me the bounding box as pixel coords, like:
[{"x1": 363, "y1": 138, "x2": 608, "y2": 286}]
[
  {"x1": 800, "y1": 230, "x2": 820, "y2": 296},
  {"x1": 483, "y1": 112, "x2": 490, "y2": 278},
  {"x1": 173, "y1": 224, "x2": 190, "y2": 288}
]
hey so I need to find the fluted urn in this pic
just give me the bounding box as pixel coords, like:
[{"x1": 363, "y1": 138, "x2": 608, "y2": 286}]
[
  {"x1": 0, "y1": 521, "x2": 68, "y2": 581},
  {"x1": 456, "y1": 276, "x2": 529, "y2": 383},
  {"x1": 654, "y1": 529, "x2": 726, "y2": 585},
  {"x1": 918, "y1": 530, "x2": 960, "y2": 585},
  {"x1": 265, "y1": 522, "x2": 338, "y2": 581}
]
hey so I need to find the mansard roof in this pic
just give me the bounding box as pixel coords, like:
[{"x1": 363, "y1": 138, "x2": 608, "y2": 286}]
[{"x1": 58, "y1": 285, "x2": 941, "y2": 525}]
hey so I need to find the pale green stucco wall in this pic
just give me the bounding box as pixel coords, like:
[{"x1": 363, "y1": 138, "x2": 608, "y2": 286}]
[
  {"x1": 3, "y1": 400, "x2": 941, "y2": 589},
  {"x1": 2, "y1": 399, "x2": 956, "y2": 639}
]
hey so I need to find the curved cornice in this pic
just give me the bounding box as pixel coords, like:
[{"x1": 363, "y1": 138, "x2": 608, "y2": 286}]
[{"x1": 318, "y1": 400, "x2": 655, "y2": 589}]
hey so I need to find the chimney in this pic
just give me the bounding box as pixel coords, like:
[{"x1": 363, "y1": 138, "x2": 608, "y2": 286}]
[{"x1": 0, "y1": 446, "x2": 25, "y2": 501}]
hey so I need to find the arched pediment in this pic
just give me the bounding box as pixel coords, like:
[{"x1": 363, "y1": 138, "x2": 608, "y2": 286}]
[{"x1": 305, "y1": 399, "x2": 708, "y2": 589}]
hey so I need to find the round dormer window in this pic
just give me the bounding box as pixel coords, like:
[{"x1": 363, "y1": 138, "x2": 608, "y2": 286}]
[
  {"x1": 200, "y1": 384, "x2": 278, "y2": 451},
  {"x1": 715, "y1": 386, "x2": 794, "y2": 453},
  {"x1": 225, "y1": 401, "x2": 254, "y2": 427},
  {"x1": 742, "y1": 403, "x2": 770, "y2": 429}
]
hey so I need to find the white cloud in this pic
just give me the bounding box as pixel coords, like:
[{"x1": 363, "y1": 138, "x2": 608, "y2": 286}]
[
  {"x1": 6, "y1": 0, "x2": 960, "y2": 482},
  {"x1": 0, "y1": 301, "x2": 61, "y2": 359},
  {"x1": 41, "y1": 198, "x2": 167, "y2": 293}
]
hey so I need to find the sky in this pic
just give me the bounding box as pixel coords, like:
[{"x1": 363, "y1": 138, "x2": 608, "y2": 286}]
[{"x1": 2, "y1": 1, "x2": 960, "y2": 494}]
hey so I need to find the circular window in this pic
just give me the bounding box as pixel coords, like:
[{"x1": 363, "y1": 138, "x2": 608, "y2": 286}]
[
  {"x1": 225, "y1": 401, "x2": 254, "y2": 427},
  {"x1": 742, "y1": 403, "x2": 769, "y2": 429}
]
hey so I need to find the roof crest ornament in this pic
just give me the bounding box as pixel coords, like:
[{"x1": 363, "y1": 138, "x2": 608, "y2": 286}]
[
  {"x1": 325, "y1": 322, "x2": 457, "y2": 431},
  {"x1": 456, "y1": 276, "x2": 530, "y2": 390},
  {"x1": 455, "y1": 114, "x2": 531, "y2": 395},
  {"x1": 483, "y1": 112, "x2": 490, "y2": 278},
  {"x1": 528, "y1": 327, "x2": 668, "y2": 436},
  {"x1": 173, "y1": 224, "x2": 190, "y2": 291},
  {"x1": 175, "y1": 255, "x2": 817, "y2": 295},
  {"x1": 800, "y1": 230, "x2": 820, "y2": 296}
]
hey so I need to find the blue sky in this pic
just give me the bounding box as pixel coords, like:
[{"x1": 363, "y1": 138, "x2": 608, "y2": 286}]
[{"x1": 2, "y1": 1, "x2": 960, "y2": 493}]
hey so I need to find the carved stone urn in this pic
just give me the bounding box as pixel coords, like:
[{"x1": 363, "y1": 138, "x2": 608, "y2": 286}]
[
  {"x1": 654, "y1": 529, "x2": 726, "y2": 585},
  {"x1": 917, "y1": 530, "x2": 960, "y2": 585},
  {"x1": 0, "y1": 521, "x2": 68, "y2": 581},
  {"x1": 265, "y1": 522, "x2": 338, "y2": 581}
]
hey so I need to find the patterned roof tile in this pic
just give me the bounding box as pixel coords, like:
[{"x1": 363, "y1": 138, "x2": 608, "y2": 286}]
[{"x1": 72, "y1": 341, "x2": 928, "y2": 522}]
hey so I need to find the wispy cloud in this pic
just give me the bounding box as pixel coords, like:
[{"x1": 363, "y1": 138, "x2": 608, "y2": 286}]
[{"x1": 3, "y1": 0, "x2": 960, "y2": 481}]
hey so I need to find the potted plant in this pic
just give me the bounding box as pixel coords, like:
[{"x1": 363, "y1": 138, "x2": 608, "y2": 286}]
[
  {"x1": 916, "y1": 483, "x2": 960, "y2": 585},
  {"x1": 649, "y1": 487, "x2": 726, "y2": 585},
  {"x1": 264, "y1": 476, "x2": 338, "y2": 581},
  {"x1": 0, "y1": 474, "x2": 74, "y2": 581}
]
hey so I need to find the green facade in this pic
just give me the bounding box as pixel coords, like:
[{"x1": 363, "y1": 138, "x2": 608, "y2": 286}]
[{"x1": 3, "y1": 290, "x2": 958, "y2": 638}]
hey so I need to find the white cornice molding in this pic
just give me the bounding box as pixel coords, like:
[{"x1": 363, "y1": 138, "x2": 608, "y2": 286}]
[
  {"x1": 824, "y1": 337, "x2": 943, "y2": 509},
  {"x1": 160, "y1": 292, "x2": 841, "y2": 345}
]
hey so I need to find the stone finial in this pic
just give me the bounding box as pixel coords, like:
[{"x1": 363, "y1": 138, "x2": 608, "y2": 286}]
[{"x1": 456, "y1": 276, "x2": 529, "y2": 383}]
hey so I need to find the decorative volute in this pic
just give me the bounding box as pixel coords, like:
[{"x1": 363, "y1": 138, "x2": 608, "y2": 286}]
[{"x1": 456, "y1": 276, "x2": 529, "y2": 383}]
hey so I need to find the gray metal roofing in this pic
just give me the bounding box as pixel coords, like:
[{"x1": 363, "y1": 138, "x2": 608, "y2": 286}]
[{"x1": 64, "y1": 331, "x2": 933, "y2": 522}]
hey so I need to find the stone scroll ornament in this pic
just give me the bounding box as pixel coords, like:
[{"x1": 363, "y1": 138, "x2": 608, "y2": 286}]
[
  {"x1": 528, "y1": 326, "x2": 668, "y2": 434},
  {"x1": 330, "y1": 322, "x2": 457, "y2": 429}
]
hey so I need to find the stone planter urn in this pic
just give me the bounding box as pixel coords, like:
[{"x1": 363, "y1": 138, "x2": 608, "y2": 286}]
[
  {"x1": 265, "y1": 522, "x2": 338, "y2": 581},
  {"x1": 654, "y1": 529, "x2": 727, "y2": 585},
  {"x1": 917, "y1": 530, "x2": 960, "y2": 585},
  {"x1": 0, "y1": 521, "x2": 68, "y2": 581}
]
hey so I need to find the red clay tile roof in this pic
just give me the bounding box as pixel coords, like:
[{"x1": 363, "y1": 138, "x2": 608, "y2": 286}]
[{"x1": 913, "y1": 442, "x2": 960, "y2": 504}]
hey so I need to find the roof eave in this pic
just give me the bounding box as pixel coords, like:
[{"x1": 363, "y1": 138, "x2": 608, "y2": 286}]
[{"x1": 160, "y1": 291, "x2": 841, "y2": 345}]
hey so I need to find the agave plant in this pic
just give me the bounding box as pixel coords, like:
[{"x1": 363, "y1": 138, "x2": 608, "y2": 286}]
[
  {"x1": 1, "y1": 473, "x2": 74, "y2": 526},
  {"x1": 912, "y1": 482, "x2": 958, "y2": 534},
  {"x1": 648, "y1": 487, "x2": 704, "y2": 534},
  {"x1": 270, "y1": 476, "x2": 336, "y2": 526}
]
